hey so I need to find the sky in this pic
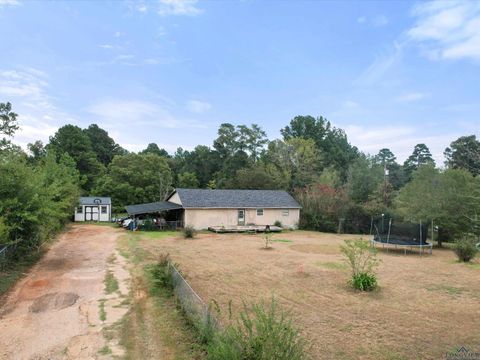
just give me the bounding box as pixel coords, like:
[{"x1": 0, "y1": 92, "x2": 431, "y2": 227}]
[{"x1": 1, "y1": 0, "x2": 479, "y2": 164}]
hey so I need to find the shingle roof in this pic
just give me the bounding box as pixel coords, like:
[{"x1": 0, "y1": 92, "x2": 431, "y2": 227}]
[
  {"x1": 170, "y1": 189, "x2": 301, "y2": 209},
  {"x1": 125, "y1": 201, "x2": 183, "y2": 216},
  {"x1": 79, "y1": 197, "x2": 111, "y2": 205}
]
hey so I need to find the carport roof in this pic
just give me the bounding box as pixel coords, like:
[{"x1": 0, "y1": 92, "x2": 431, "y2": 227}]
[{"x1": 125, "y1": 201, "x2": 183, "y2": 216}]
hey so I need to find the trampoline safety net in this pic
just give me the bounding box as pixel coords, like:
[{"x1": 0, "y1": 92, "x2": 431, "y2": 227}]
[{"x1": 372, "y1": 218, "x2": 428, "y2": 245}]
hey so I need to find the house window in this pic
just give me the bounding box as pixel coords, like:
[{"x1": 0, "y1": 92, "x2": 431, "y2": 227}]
[
  {"x1": 257, "y1": 209, "x2": 264, "y2": 216},
  {"x1": 282, "y1": 209, "x2": 289, "y2": 216},
  {"x1": 101, "y1": 206, "x2": 107, "y2": 214},
  {"x1": 76, "y1": 206, "x2": 83, "y2": 214}
]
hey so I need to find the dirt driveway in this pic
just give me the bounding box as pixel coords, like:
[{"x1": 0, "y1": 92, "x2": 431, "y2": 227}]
[{"x1": 0, "y1": 224, "x2": 128, "y2": 360}]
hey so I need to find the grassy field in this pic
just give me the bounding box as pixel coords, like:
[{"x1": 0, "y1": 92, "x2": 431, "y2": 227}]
[{"x1": 129, "y1": 229, "x2": 480, "y2": 360}]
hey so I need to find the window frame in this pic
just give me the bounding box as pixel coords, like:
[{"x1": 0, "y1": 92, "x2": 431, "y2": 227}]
[
  {"x1": 76, "y1": 206, "x2": 83, "y2": 214},
  {"x1": 282, "y1": 209, "x2": 289, "y2": 217},
  {"x1": 256, "y1": 208, "x2": 264, "y2": 216},
  {"x1": 101, "y1": 205, "x2": 108, "y2": 214}
]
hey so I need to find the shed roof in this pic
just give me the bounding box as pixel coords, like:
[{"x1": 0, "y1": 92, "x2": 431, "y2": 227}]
[
  {"x1": 125, "y1": 201, "x2": 183, "y2": 216},
  {"x1": 79, "y1": 197, "x2": 111, "y2": 205},
  {"x1": 168, "y1": 189, "x2": 301, "y2": 209}
]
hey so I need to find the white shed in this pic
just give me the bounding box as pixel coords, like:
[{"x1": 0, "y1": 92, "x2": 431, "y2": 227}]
[{"x1": 74, "y1": 197, "x2": 112, "y2": 222}]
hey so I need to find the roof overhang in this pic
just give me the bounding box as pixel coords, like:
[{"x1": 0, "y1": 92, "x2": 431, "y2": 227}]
[{"x1": 125, "y1": 201, "x2": 183, "y2": 216}]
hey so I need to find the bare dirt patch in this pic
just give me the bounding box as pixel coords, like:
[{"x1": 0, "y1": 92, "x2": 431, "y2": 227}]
[
  {"x1": 0, "y1": 224, "x2": 125, "y2": 360},
  {"x1": 136, "y1": 230, "x2": 480, "y2": 360},
  {"x1": 30, "y1": 292, "x2": 79, "y2": 313}
]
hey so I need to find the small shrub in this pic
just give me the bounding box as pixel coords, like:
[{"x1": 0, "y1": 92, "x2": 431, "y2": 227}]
[
  {"x1": 183, "y1": 225, "x2": 196, "y2": 239},
  {"x1": 273, "y1": 220, "x2": 282, "y2": 228},
  {"x1": 263, "y1": 232, "x2": 272, "y2": 249},
  {"x1": 147, "y1": 253, "x2": 174, "y2": 293},
  {"x1": 351, "y1": 272, "x2": 377, "y2": 291},
  {"x1": 207, "y1": 298, "x2": 307, "y2": 360},
  {"x1": 454, "y1": 237, "x2": 478, "y2": 262},
  {"x1": 340, "y1": 239, "x2": 380, "y2": 291}
]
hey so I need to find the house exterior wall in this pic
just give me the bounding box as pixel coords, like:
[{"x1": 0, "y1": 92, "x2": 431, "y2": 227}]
[
  {"x1": 184, "y1": 208, "x2": 300, "y2": 229},
  {"x1": 74, "y1": 205, "x2": 111, "y2": 222}
]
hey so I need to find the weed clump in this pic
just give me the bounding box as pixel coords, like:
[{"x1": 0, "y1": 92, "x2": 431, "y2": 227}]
[
  {"x1": 207, "y1": 298, "x2": 307, "y2": 360},
  {"x1": 183, "y1": 226, "x2": 196, "y2": 239}
]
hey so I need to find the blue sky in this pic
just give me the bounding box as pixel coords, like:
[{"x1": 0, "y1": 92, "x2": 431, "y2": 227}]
[{"x1": 1, "y1": 0, "x2": 479, "y2": 164}]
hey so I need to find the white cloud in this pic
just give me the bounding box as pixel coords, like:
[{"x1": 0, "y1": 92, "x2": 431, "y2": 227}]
[
  {"x1": 407, "y1": 1, "x2": 480, "y2": 61},
  {"x1": 396, "y1": 92, "x2": 430, "y2": 102},
  {"x1": 186, "y1": 99, "x2": 211, "y2": 113},
  {"x1": 87, "y1": 99, "x2": 206, "y2": 129},
  {"x1": 343, "y1": 124, "x2": 455, "y2": 164},
  {"x1": 356, "y1": 42, "x2": 404, "y2": 85},
  {"x1": 357, "y1": 16, "x2": 366, "y2": 24},
  {"x1": 98, "y1": 44, "x2": 115, "y2": 49},
  {"x1": 357, "y1": 15, "x2": 388, "y2": 27},
  {"x1": 0, "y1": 68, "x2": 80, "y2": 148},
  {"x1": 343, "y1": 100, "x2": 359, "y2": 109},
  {"x1": 158, "y1": 0, "x2": 203, "y2": 16},
  {"x1": 373, "y1": 15, "x2": 389, "y2": 27},
  {"x1": 0, "y1": 0, "x2": 20, "y2": 7}
]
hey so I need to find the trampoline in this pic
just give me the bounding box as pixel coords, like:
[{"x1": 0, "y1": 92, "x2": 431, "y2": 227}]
[{"x1": 370, "y1": 217, "x2": 432, "y2": 255}]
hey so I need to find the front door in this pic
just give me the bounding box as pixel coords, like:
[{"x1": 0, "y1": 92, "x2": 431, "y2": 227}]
[
  {"x1": 85, "y1": 206, "x2": 99, "y2": 221},
  {"x1": 237, "y1": 209, "x2": 245, "y2": 226}
]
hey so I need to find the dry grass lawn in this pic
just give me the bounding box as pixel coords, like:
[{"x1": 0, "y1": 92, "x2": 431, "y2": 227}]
[{"x1": 135, "y1": 230, "x2": 480, "y2": 360}]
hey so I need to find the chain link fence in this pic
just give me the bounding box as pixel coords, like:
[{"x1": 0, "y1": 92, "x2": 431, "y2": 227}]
[{"x1": 169, "y1": 262, "x2": 219, "y2": 330}]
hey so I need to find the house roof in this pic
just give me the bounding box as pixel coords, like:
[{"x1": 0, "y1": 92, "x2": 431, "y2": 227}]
[
  {"x1": 125, "y1": 201, "x2": 183, "y2": 216},
  {"x1": 168, "y1": 188, "x2": 301, "y2": 209},
  {"x1": 79, "y1": 197, "x2": 111, "y2": 205}
]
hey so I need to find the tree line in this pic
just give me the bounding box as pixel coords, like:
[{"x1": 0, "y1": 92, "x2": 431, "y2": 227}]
[{"x1": 1, "y1": 102, "x2": 479, "y2": 245}]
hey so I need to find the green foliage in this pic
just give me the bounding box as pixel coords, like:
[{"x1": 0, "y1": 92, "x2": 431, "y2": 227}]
[
  {"x1": 340, "y1": 239, "x2": 379, "y2": 291},
  {"x1": 0, "y1": 102, "x2": 19, "y2": 150},
  {"x1": 183, "y1": 226, "x2": 196, "y2": 239},
  {"x1": 47, "y1": 124, "x2": 104, "y2": 191},
  {"x1": 225, "y1": 164, "x2": 286, "y2": 190},
  {"x1": 177, "y1": 171, "x2": 199, "y2": 188},
  {"x1": 147, "y1": 253, "x2": 174, "y2": 293},
  {"x1": 281, "y1": 115, "x2": 358, "y2": 178},
  {"x1": 403, "y1": 143, "x2": 435, "y2": 180},
  {"x1": 351, "y1": 272, "x2": 377, "y2": 291},
  {"x1": 207, "y1": 298, "x2": 307, "y2": 360},
  {"x1": 84, "y1": 124, "x2": 126, "y2": 166},
  {"x1": 0, "y1": 151, "x2": 80, "y2": 247},
  {"x1": 273, "y1": 220, "x2": 282, "y2": 228},
  {"x1": 454, "y1": 238, "x2": 478, "y2": 262},
  {"x1": 140, "y1": 143, "x2": 170, "y2": 158},
  {"x1": 93, "y1": 152, "x2": 172, "y2": 211},
  {"x1": 295, "y1": 184, "x2": 350, "y2": 232},
  {"x1": 444, "y1": 135, "x2": 480, "y2": 176}
]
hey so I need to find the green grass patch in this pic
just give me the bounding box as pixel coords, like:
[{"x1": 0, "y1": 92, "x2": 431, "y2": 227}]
[
  {"x1": 467, "y1": 262, "x2": 480, "y2": 270},
  {"x1": 98, "y1": 345, "x2": 112, "y2": 355},
  {"x1": 136, "y1": 231, "x2": 178, "y2": 240},
  {"x1": 99, "y1": 299, "x2": 107, "y2": 321},
  {"x1": 426, "y1": 284, "x2": 465, "y2": 297},
  {"x1": 315, "y1": 261, "x2": 348, "y2": 271},
  {"x1": 272, "y1": 239, "x2": 293, "y2": 243},
  {"x1": 104, "y1": 270, "x2": 119, "y2": 294}
]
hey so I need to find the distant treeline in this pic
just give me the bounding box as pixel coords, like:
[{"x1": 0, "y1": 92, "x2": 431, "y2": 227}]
[{"x1": 1, "y1": 102, "x2": 479, "y2": 244}]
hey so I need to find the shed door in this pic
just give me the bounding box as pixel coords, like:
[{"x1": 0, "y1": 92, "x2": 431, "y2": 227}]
[
  {"x1": 237, "y1": 209, "x2": 245, "y2": 226},
  {"x1": 85, "y1": 206, "x2": 99, "y2": 221}
]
